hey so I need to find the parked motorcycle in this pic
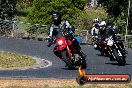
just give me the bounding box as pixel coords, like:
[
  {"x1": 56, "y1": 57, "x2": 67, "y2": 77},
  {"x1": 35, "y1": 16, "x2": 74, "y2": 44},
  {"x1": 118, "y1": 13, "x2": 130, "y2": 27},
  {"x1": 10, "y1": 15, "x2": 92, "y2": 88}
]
[
  {"x1": 99, "y1": 35, "x2": 126, "y2": 65},
  {"x1": 48, "y1": 28, "x2": 87, "y2": 69}
]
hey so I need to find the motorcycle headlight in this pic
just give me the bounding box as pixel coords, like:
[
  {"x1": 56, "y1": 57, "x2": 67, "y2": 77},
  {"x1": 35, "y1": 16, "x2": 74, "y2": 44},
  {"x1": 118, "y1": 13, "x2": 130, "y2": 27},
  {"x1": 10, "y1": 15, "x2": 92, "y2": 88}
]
[
  {"x1": 105, "y1": 38, "x2": 108, "y2": 41},
  {"x1": 57, "y1": 40, "x2": 63, "y2": 45},
  {"x1": 107, "y1": 40, "x2": 114, "y2": 46}
]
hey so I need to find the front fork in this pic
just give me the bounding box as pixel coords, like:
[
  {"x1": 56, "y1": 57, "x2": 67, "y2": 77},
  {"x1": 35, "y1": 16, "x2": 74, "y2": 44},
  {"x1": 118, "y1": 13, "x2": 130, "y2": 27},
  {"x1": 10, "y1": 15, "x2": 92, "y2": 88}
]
[
  {"x1": 108, "y1": 44, "x2": 123, "y2": 60},
  {"x1": 66, "y1": 44, "x2": 72, "y2": 56}
]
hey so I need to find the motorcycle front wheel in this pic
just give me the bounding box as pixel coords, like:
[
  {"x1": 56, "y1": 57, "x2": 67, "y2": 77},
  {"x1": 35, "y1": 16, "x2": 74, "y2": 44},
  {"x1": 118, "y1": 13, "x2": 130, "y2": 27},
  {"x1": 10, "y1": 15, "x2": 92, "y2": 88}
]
[
  {"x1": 61, "y1": 51, "x2": 75, "y2": 69},
  {"x1": 112, "y1": 50, "x2": 126, "y2": 66}
]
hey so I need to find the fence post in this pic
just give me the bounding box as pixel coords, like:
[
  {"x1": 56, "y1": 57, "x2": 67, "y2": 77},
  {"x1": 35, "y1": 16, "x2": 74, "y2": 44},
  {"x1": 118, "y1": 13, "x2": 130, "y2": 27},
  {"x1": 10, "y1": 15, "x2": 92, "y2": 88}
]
[
  {"x1": 11, "y1": 21, "x2": 15, "y2": 37},
  {"x1": 86, "y1": 30, "x2": 89, "y2": 43}
]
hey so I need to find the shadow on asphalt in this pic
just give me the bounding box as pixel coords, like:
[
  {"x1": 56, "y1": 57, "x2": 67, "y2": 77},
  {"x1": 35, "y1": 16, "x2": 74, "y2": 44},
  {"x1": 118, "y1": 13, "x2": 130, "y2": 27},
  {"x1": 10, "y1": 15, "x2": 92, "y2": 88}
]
[
  {"x1": 80, "y1": 43, "x2": 92, "y2": 45},
  {"x1": 105, "y1": 62, "x2": 131, "y2": 66},
  {"x1": 96, "y1": 54, "x2": 109, "y2": 57},
  {"x1": 61, "y1": 68, "x2": 91, "y2": 71},
  {"x1": 61, "y1": 68, "x2": 77, "y2": 70}
]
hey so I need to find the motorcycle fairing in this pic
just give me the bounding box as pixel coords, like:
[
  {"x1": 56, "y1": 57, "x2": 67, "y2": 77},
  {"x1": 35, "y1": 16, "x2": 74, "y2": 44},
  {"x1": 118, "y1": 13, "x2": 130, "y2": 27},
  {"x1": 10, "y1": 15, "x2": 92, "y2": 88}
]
[{"x1": 56, "y1": 36, "x2": 67, "y2": 51}]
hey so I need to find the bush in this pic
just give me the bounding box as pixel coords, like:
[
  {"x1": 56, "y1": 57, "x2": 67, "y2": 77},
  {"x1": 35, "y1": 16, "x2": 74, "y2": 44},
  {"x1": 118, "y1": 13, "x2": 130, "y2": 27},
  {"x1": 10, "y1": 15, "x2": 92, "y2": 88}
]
[
  {"x1": 26, "y1": 0, "x2": 88, "y2": 24},
  {"x1": 106, "y1": 16, "x2": 126, "y2": 34},
  {"x1": 75, "y1": 8, "x2": 107, "y2": 30}
]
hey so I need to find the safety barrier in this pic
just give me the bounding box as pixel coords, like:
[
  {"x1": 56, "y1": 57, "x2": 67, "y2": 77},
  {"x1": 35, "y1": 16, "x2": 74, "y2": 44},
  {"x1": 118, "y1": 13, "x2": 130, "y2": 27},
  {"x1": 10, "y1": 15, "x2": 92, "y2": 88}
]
[
  {"x1": 0, "y1": 19, "x2": 48, "y2": 41},
  {"x1": 125, "y1": 35, "x2": 132, "y2": 49}
]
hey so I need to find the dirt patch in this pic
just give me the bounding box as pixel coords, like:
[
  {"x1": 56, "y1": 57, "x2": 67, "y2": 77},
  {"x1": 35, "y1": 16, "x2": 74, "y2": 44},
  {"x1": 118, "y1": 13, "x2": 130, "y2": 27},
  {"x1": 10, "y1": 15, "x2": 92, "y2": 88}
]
[{"x1": 0, "y1": 78, "x2": 131, "y2": 88}]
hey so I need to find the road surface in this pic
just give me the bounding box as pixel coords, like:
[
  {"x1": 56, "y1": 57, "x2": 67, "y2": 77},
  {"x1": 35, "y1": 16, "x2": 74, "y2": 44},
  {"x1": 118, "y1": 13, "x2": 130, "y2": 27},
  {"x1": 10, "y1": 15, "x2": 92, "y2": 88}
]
[{"x1": 0, "y1": 37, "x2": 132, "y2": 79}]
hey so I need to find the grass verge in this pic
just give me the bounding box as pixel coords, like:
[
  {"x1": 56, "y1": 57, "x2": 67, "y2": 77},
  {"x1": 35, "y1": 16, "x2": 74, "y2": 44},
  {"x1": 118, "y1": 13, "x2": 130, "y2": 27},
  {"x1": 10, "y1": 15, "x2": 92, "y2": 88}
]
[{"x1": 0, "y1": 51, "x2": 36, "y2": 68}]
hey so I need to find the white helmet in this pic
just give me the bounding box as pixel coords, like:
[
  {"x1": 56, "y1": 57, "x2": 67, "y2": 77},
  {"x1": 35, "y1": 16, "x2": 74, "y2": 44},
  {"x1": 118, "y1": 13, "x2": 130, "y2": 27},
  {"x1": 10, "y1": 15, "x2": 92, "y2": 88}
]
[
  {"x1": 93, "y1": 18, "x2": 99, "y2": 23},
  {"x1": 99, "y1": 21, "x2": 106, "y2": 26}
]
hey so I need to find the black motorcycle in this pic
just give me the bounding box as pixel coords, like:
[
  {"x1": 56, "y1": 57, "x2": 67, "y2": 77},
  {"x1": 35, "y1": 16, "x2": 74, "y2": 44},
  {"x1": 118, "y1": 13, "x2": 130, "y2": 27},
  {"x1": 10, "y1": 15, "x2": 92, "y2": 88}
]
[{"x1": 99, "y1": 35, "x2": 126, "y2": 65}]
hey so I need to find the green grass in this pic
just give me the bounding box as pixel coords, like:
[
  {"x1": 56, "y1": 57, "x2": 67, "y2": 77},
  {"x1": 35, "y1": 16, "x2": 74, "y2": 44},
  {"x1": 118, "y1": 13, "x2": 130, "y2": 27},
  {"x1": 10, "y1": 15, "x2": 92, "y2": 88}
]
[{"x1": 0, "y1": 51, "x2": 36, "y2": 68}]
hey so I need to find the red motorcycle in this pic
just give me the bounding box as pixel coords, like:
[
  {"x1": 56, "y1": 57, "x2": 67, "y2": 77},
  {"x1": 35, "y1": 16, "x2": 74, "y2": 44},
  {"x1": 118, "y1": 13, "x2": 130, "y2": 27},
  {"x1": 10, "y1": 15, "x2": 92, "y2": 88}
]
[{"x1": 52, "y1": 32, "x2": 87, "y2": 69}]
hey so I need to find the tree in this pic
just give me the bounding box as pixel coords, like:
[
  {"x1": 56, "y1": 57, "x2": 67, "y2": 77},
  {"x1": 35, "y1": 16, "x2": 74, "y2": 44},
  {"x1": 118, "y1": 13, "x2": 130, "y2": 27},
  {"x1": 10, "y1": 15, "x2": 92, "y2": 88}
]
[
  {"x1": 27, "y1": 0, "x2": 87, "y2": 24},
  {"x1": 98, "y1": 0, "x2": 128, "y2": 17},
  {"x1": 16, "y1": 0, "x2": 33, "y2": 16},
  {"x1": 17, "y1": 0, "x2": 33, "y2": 10},
  {"x1": 98, "y1": 0, "x2": 132, "y2": 34},
  {"x1": 0, "y1": 0, "x2": 17, "y2": 20}
]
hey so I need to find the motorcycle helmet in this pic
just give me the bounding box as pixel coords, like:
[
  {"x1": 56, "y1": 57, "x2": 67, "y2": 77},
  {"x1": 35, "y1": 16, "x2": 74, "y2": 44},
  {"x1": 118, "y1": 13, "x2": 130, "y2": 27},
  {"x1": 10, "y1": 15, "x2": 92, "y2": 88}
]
[
  {"x1": 52, "y1": 11, "x2": 62, "y2": 25},
  {"x1": 113, "y1": 25, "x2": 119, "y2": 34},
  {"x1": 99, "y1": 21, "x2": 106, "y2": 33},
  {"x1": 93, "y1": 18, "x2": 100, "y2": 23},
  {"x1": 69, "y1": 25, "x2": 75, "y2": 33},
  {"x1": 99, "y1": 21, "x2": 106, "y2": 26}
]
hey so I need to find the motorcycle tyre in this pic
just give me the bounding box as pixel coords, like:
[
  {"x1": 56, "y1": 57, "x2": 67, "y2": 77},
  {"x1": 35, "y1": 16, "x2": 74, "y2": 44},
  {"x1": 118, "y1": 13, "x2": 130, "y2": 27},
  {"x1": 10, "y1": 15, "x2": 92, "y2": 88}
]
[
  {"x1": 77, "y1": 50, "x2": 87, "y2": 69},
  {"x1": 61, "y1": 51, "x2": 75, "y2": 70},
  {"x1": 113, "y1": 50, "x2": 126, "y2": 66},
  {"x1": 80, "y1": 57, "x2": 87, "y2": 69}
]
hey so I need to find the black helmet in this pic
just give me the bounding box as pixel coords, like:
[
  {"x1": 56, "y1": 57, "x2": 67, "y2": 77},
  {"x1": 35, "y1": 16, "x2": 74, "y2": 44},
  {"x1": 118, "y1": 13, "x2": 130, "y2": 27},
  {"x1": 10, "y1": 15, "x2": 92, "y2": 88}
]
[{"x1": 52, "y1": 11, "x2": 61, "y2": 25}]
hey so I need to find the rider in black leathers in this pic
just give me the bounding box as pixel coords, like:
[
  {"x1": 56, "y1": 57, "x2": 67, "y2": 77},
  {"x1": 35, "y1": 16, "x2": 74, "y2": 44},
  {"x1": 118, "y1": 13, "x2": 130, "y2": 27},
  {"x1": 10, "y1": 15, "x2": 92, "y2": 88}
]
[
  {"x1": 47, "y1": 11, "x2": 87, "y2": 69},
  {"x1": 47, "y1": 11, "x2": 75, "y2": 47},
  {"x1": 98, "y1": 22, "x2": 127, "y2": 56}
]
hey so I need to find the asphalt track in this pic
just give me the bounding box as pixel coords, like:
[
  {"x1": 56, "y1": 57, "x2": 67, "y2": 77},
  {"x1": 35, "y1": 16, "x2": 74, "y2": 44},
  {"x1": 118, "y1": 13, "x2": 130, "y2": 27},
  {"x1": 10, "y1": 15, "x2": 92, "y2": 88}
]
[{"x1": 0, "y1": 37, "x2": 132, "y2": 79}]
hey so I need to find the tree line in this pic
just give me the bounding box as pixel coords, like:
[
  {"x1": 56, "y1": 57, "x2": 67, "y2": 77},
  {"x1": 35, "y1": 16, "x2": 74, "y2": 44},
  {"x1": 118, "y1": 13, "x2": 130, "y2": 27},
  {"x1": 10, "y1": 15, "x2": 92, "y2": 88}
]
[{"x1": 0, "y1": 0, "x2": 132, "y2": 34}]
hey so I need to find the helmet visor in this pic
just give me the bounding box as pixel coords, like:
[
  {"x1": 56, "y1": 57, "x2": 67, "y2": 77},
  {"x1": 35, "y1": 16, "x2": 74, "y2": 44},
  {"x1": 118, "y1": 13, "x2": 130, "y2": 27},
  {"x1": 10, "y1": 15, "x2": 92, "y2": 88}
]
[{"x1": 52, "y1": 14, "x2": 59, "y2": 21}]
